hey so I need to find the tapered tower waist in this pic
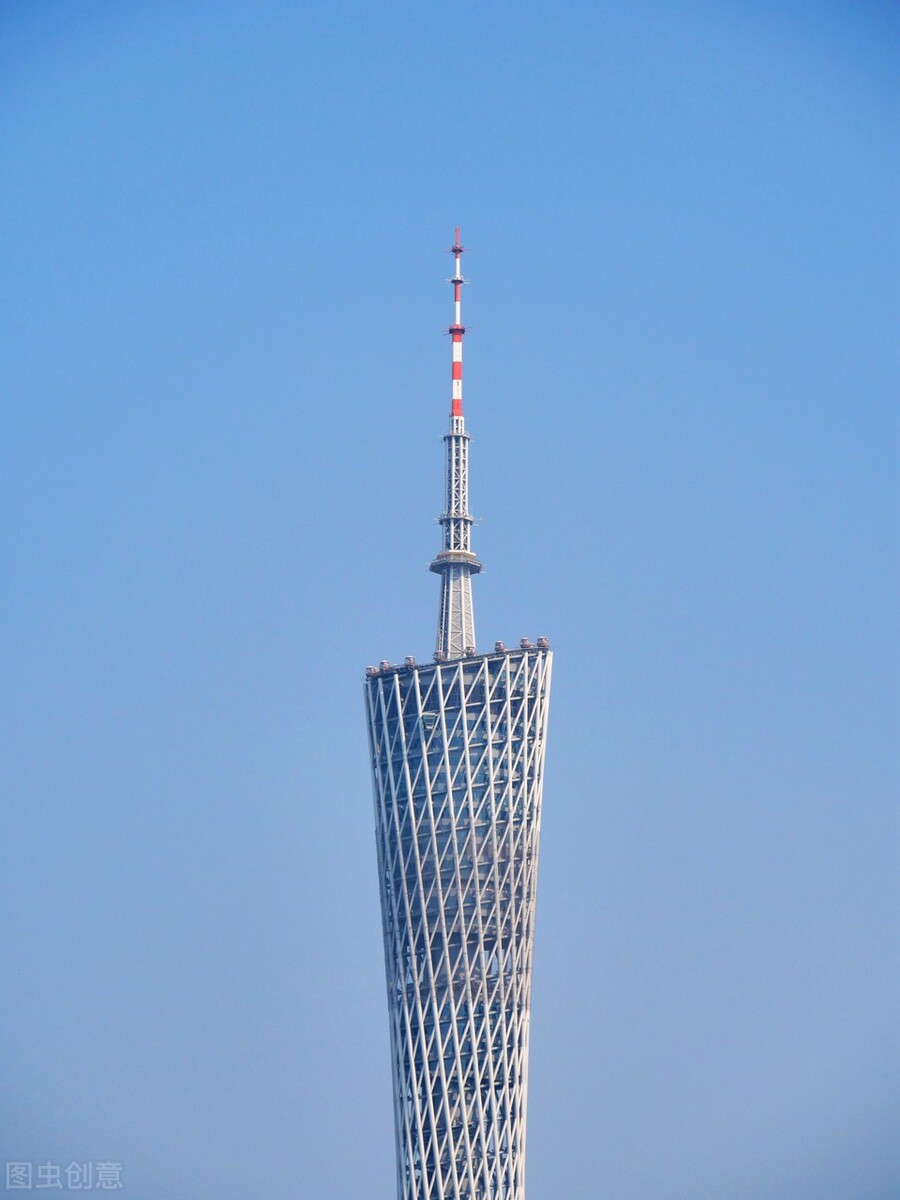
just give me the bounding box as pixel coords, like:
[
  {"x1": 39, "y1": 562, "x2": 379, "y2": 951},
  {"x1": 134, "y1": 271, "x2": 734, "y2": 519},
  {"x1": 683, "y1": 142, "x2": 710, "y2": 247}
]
[{"x1": 364, "y1": 645, "x2": 553, "y2": 1200}]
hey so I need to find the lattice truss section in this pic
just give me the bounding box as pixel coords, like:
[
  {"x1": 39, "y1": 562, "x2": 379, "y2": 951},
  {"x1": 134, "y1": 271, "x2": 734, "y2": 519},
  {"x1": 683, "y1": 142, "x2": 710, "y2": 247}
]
[
  {"x1": 443, "y1": 422, "x2": 471, "y2": 552},
  {"x1": 437, "y1": 565, "x2": 476, "y2": 662},
  {"x1": 365, "y1": 648, "x2": 552, "y2": 1200}
]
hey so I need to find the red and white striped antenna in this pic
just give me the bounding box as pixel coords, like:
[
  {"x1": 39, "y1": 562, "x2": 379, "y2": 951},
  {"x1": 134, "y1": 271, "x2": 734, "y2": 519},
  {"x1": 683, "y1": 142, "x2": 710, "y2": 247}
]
[
  {"x1": 430, "y1": 226, "x2": 481, "y2": 658},
  {"x1": 450, "y1": 226, "x2": 465, "y2": 417}
]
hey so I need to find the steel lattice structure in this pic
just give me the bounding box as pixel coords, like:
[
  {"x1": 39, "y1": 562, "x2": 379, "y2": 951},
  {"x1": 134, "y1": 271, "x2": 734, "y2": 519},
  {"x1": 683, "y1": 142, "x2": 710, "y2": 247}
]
[{"x1": 365, "y1": 232, "x2": 552, "y2": 1200}]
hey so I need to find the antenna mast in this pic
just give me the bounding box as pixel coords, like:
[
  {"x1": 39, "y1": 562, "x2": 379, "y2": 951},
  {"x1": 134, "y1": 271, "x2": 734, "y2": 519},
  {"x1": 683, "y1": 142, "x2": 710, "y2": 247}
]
[{"x1": 430, "y1": 228, "x2": 481, "y2": 658}]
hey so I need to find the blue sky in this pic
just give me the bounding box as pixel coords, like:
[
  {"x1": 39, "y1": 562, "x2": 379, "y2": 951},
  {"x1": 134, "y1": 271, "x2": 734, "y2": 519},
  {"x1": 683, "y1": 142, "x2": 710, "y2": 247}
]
[{"x1": 1, "y1": 2, "x2": 897, "y2": 1197}]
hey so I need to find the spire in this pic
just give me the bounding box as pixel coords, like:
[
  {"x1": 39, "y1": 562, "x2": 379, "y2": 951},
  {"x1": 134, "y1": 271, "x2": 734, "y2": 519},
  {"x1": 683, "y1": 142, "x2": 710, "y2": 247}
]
[{"x1": 429, "y1": 227, "x2": 481, "y2": 659}]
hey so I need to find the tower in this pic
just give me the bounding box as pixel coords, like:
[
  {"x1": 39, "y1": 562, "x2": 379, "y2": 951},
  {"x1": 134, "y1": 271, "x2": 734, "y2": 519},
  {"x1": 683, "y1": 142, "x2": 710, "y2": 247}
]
[{"x1": 364, "y1": 232, "x2": 552, "y2": 1200}]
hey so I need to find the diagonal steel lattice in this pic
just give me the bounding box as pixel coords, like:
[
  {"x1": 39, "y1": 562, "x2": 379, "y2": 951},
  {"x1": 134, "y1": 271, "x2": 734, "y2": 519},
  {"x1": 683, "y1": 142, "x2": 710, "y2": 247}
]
[{"x1": 365, "y1": 647, "x2": 552, "y2": 1200}]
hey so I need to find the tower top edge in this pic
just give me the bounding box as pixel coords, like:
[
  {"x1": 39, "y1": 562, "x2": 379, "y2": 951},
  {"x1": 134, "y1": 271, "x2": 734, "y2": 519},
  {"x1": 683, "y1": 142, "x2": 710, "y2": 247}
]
[{"x1": 364, "y1": 639, "x2": 552, "y2": 681}]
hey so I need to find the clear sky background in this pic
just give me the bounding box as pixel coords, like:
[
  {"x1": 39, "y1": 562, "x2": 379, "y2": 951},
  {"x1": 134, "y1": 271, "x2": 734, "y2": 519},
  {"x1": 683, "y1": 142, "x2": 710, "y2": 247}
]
[{"x1": 1, "y1": 2, "x2": 897, "y2": 1197}]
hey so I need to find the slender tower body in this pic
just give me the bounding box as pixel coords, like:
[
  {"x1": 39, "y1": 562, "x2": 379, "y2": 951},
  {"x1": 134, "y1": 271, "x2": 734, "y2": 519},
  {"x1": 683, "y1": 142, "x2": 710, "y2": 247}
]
[{"x1": 365, "y1": 233, "x2": 552, "y2": 1200}]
